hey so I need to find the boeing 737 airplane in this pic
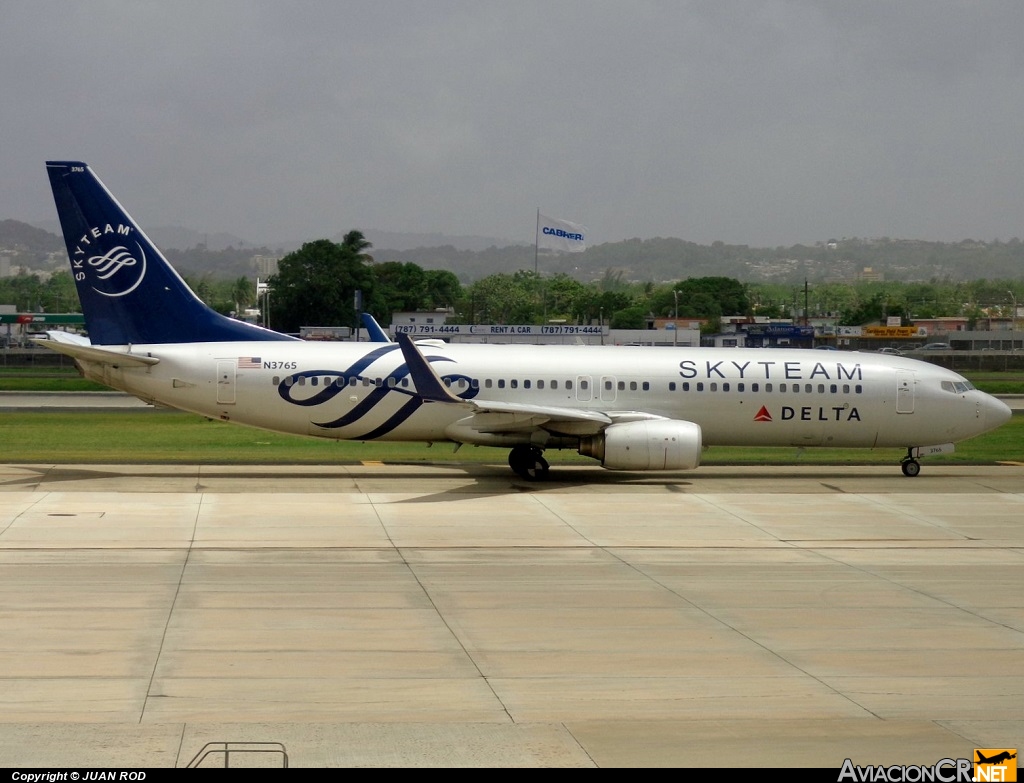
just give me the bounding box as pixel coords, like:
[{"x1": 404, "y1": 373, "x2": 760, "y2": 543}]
[{"x1": 41, "y1": 161, "x2": 1012, "y2": 479}]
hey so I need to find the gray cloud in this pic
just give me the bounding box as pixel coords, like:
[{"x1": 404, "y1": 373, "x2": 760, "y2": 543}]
[{"x1": 3, "y1": 1, "x2": 1023, "y2": 248}]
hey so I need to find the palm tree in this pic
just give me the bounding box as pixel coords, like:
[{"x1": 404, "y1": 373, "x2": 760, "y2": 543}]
[
  {"x1": 340, "y1": 230, "x2": 373, "y2": 263},
  {"x1": 231, "y1": 276, "x2": 255, "y2": 311}
]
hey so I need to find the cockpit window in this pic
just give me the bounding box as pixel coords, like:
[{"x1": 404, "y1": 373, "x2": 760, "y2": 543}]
[{"x1": 941, "y1": 380, "x2": 975, "y2": 393}]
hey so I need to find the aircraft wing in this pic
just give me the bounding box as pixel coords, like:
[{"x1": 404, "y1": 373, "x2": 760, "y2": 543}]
[
  {"x1": 35, "y1": 333, "x2": 160, "y2": 368},
  {"x1": 396, "y1": 333, "x2": 663, "y2": 437}
]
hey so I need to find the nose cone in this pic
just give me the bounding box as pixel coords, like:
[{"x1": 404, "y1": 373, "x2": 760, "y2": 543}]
[{"x1": 984, "y1": 394, "x2": 1013, "y2": 431}]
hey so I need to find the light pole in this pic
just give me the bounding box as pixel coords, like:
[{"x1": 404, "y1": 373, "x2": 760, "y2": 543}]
[
  {"x1": 1009, "y1": 290, "x2": 1017, "y2": 349},
  {"x1": 257, "y1": 278, "x2": 271, "y2": 330},
  {"x1": 673, "y1": 290, "x2": 680, "y2": 347}
]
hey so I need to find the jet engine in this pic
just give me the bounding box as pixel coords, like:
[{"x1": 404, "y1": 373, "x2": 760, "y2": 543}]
[{"x1": 579, "y1": 419, "x2": 702, "y2": 471}]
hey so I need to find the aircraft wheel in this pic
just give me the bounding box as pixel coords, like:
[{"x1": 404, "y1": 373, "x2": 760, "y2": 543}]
[
  {"x1": 508, "y1": 445, "x2": 529, "y2": 473},
  {"x1": 523, "y1": 454, "x2": 550, "y2": 481},
  {"x1": 509, "y1": 446, "x2": 549, "y2": 480},
  {"x1": 901, "y1": 459, "x2": 921, "y2": 477}
]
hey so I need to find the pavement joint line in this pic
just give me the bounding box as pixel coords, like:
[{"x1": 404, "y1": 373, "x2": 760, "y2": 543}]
[
  {"x1": 138, "y1": 497, "x2": 201, "y2": 724},
  {"x1": 600, "y1": 537, "x2": 885, "y2": 721},
  {"x1": 369, "y1": 492, "x2": 517, "y2": 725}
]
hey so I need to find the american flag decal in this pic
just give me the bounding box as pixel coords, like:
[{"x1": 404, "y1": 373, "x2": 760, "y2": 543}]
[{"x1": 238, "y1": 356, "x2": 262, "y2": 369}]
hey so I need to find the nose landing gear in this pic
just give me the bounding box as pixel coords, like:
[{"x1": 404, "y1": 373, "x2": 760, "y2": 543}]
[{"x1": 901, "y1": 448, "x2": 921, "y2": 477}]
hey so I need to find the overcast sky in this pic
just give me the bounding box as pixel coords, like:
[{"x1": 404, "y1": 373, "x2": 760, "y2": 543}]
[{"x1": 3, "y1": 1, "x2": 1023, "y2": 248}]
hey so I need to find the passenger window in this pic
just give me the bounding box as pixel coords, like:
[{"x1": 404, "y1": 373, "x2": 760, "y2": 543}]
[
  {"x1": 551, "y1": 380, "x2": 558, "y2": 389},
  {"x1": 642, "y1": 382, "x2": 650, "y2": 391},
  {"x1": 682, "y1": 382, "x2": 690, "y2": 391},
  {"x1": 498, "y1": 379, "x2": 505, "y2": 389},
  {"x1": 780, "y1": 383, "x2": 787, "y2": 392},
  {"x1": 566, "y1": 380, "x2": 573, "y2": 390},
  {"x1": 855, "y1": 384, "x2": 863, "y2": 393},
  {"x1": 629, "y1": 381, "x2": 637, "y2": 391},
  {"x1": 272, "y1": 376, "x2": 280, "y2": 385},
  {"x1": 580, "y1": 380, "x2": 589, "y2": 390},
  {"x1": 485, "y1": 379, "x2": 493, "y2": 389},
  {"x1": 311, "y1": 377, "x2": 319, "y2": 387},
  {"x1": 617, "y1": 381, "x2": 625, "y2": 391},
  {"x1": 723, "y1": 382, "x2": 730, "y2": 392},
  {"x1": 537, "y1": 380, "x2": 544, "y2": 389},
  {"x1": 523, "y1": 380, "x2": 531, "y2": 389},
  {"x1": 511, "y1": 379, "x2": 518, "y2": 389},
  {"x1": 765, "y1": 383, "x2": 772, "y2": 392},
  {"x1": 751, "y1": 383, "x2": 759, "y2": 392},
  {"x1": 669, "y1": 382, "x2": 677, "y2": 391},
  {"x1": 605, "y1": 380, "x2": 613, "y2": 391},
  {"x1": 710, "y1": 382, "x2": 718, "y2": 392},
  {"x1": 696, "y1": 382, "x2": 704, "y2": 391}
]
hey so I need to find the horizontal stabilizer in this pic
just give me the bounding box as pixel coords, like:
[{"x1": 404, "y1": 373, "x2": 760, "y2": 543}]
[{"x1": 34, "y1": 335, "x2": 159, "y2": 367}]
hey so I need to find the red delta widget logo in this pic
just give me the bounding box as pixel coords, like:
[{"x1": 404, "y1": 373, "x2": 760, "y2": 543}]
[{"x1": 753, "y1": 405, "x2": 861, "y2": 422}]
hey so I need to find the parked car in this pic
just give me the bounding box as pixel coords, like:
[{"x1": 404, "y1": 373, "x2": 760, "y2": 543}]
[
  {"x1": 920, "y1": 342, "x2": 952, "y2": 350},
  {"x1": 878, "y1": 347, "x2": 905, "y2": 355}
]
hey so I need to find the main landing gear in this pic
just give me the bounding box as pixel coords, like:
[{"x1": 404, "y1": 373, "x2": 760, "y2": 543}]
[
  {"x1": 901, "y1": 448, "x2": 921, "y2": 477},
  {"x1": 508, "y1": 445, "x2": 550, "y2": 480}
]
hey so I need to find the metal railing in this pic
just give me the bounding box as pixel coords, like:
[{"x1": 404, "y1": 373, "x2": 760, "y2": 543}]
[{"x1": 185, "y1": 741, "x2": 289, "y2": 768}]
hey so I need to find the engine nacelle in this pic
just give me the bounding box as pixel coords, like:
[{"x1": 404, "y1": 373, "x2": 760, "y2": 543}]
[{"x1": 579, "y1": 419, "x2": 702, "y2": 471}]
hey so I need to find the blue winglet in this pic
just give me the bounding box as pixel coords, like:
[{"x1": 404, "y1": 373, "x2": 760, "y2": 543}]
[
  {"x1": 395, "y1": 333, "x2": 463, "y2": 403},
  {"x1": 46, "y1": 161, "x2": 297, "y2": 345},
  {"x1": 360, "y1": 312, "x2": 392, "y2": 342}
]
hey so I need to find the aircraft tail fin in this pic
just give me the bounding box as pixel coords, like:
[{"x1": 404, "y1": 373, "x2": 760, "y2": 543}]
[{"x1": 45, "y1": 161, "x2": 296, "y2": 346}]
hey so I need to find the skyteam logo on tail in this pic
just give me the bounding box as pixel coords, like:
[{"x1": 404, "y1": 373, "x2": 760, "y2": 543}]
[{"x1": 72, "y1": 223, "x2": 147, "y2": 297}]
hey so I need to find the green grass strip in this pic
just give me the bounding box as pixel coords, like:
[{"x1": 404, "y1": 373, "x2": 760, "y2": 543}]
[{"x1": 1, "y1": 410, "x2": 1021, "y2": 466}]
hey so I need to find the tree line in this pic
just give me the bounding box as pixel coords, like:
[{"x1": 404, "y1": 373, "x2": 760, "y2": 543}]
[{"x1": 2, "y1": 232, "x2": 1021, "y2": 334}]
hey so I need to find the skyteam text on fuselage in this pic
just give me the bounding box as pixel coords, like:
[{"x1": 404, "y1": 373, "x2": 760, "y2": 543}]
[{"x1": 41, "y1": 161, "x2": 1012, "y2": 479}]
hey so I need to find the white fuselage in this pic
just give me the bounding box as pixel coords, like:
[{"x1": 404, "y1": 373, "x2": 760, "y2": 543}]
[{"x1": 83, "y1": 341, "x2": 1010, "y2": 452}]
